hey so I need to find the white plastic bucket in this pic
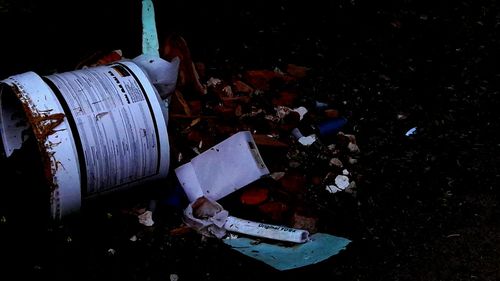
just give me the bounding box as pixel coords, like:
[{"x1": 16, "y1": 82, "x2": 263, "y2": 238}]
[{"x1": 0, "y1": 60, "x2": 170, "y2": 219}]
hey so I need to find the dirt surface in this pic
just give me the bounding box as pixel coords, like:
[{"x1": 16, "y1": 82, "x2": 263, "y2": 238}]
[{"x1": 1, "y1": 1, "x2": 500, "y2": 280}]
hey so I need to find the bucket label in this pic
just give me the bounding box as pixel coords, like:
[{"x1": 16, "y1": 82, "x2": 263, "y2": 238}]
[{"x1": 46, "y1": 64, "x2": 161, "y2": 194}]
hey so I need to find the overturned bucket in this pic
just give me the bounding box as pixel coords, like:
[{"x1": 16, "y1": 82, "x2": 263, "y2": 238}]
[{"x1": 0, "y1": 60, "x2": 172, "y2": 220}]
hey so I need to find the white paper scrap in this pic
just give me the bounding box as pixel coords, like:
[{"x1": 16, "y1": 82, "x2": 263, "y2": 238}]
[
  {"x1": 298, "y1": 135, "x2": 317, "y2": 146},
  {"x1": 175, "y1": 131, "x2": 269, "y2": 202},
  {"x1": 293, "y1": 106, "x2": 308, "y2": 120}
]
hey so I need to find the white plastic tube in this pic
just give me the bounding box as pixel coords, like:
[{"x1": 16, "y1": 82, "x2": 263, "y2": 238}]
[{"x1": 224, "y1": 216, "x2": 310, "y2": 243}]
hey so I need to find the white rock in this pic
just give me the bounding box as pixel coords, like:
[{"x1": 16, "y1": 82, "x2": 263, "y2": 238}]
[
  {"x1": 270, "y1": 172, "x2": 286, "y2": 181},
  {"x1": 222, "y1": 85, "x2": 233, "y2": 97},
  {"x1": 138, "y1": 210, "x2": 154, "y2": 227},
  {"x1": 170, "y1": 274, "x2": 179, "y2": 281},
  {"x1": 335, "y1": 175, "x2": 350, "y2": 190},
  {"x1": 329, "y1": 158, "x2": 343, "y2": 168},
  {"x1": 345, "y1": 181, "x2": 357, "y2": 194},
  {"x1": 207, "y1": 77, "x2": 222, "y2": 87},
  {"x1": 298, "y1": 135, "x2": 317, "y2": 146},
  {"x1": 325, "y1": 185, "x2": 342, "y2": 194},
  {"x1": 347, "y1": 142, "x2": 360, "y2": 153},
  {"x1": 342, "y1": 169, "x2": 350, "y2": 175}
]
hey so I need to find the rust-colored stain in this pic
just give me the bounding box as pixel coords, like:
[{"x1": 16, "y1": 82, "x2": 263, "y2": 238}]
[{"x1": 11, "y1": 84, "x2": 66, "y2": 191}]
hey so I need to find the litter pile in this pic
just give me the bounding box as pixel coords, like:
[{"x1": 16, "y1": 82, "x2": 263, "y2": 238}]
[
  {"x1": 156, "y1": 34, "x2": 363, "y2": 270},
  {"x1": 0, "y1": 1, "x2": 363, "y2": 273}
]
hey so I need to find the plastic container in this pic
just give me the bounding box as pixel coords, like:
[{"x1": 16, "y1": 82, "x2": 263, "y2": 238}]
[{"x1": 0, "y1": 60, "x2": 171, "y2": 219}]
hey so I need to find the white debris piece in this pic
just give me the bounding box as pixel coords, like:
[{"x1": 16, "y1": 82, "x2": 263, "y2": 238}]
[
  {"x1": 325, "y1": 185, "x2": 343, "y2": 194},
  {"x1": 270, "y1": 172, "x2": 286, "y2": 181},
  {"x1": 273, "y1": 67, "x2": 285, "y2": 75},
  {"x1": 207, "y1": 77, "x2": 222, "y2": 87},
  {"x1": 293, "y1": 106, "x2": 308, "y2": 120},
  {"x1": 226, "y1": 233, "x2": 239, "y2": 239},
  {"x1": 170, "y1": 274, "x2": 179, "y2": 281},
  {"x1": 325, "y1": 175, "x2": 351, "y2": 194},
  {"x1": 222, "y1": 85, "x2": 233, "y2": 97},
  {"x1": 342, "y1": 169, "x2": 350, "y2": 176},
  {"x1": 298, "y1": 135, "x2": 317, "y2": 146},
  {"x1": 397, "y1": 113, "x2": 408, "y2": 120},
  {"x1": 175, "y1": 131, "x2": 269, "y2": 202},
  {"x1": 329, "y1": 158, "x2": 343, "y2": 168},
  {"x1": 345, "y1": 181, "x2": 357, "y2": 194},
  {"x1": 224, "y1": 216, "x2": 309, "y2": 243},
  {"x1": 315, "y1": 100, "x2": 328, "y2": 109},
  {"x1": 138, "y1": 210, "x2": 155, "y2": 227},
  {"x1": 275, "y1": 106, "x2": 292, "y2": 119},
  {"x1": 347, "y1": 142, "x2": 360, "y2": 153},
  {"x1": 348, "y1": 157, "x2": 358, "y2": 165},
  {"x1": 335, "y1": 175, "x2": 350, "y2": 190},
  {"x1": 405, "y1": 127, "x2": 417, "y2": 136},
  {"x1": 129, "y1": 235, "x2": 138, "y2": 242}
]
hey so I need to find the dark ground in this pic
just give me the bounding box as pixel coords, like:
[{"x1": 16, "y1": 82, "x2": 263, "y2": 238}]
[{"x1": 1, "y1": 0, "x2": 500, "y2": 280}]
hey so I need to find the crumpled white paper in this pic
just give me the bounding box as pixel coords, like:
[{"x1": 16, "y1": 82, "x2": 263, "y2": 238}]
[{"x1": 183, "y1": 197, "x2": 229, "y2": 239}]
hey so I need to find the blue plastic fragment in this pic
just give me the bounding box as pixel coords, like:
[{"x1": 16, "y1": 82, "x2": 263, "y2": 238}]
[
  {"x1": 317, "y1": 117, "x2": 348, "y2": 137},
  {"x1": 223, "y1": 233, "x2": 351, "y2": 271}
]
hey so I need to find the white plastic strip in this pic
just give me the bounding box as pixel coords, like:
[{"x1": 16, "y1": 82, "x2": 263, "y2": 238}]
[{"x1": 224, "y1": 216, "x2": 310, "y2": 243}]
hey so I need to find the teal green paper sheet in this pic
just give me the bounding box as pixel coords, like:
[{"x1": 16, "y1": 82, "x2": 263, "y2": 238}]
[
  {"x1": 223, "y1": 233, "x2": 351, "y2": 271},
  {"x1": 142, "y1": 0, "x2": 159, "y2": 57}
]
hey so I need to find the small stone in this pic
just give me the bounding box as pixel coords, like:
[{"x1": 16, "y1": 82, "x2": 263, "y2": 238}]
[
  {"x1": 298, "y1": 135, "x2": 317, "y2": 146},
  {"x1": 345, "y1": 181, "x2": 357, "y2": 194},
  {"x1": 207, "y1": 77, "x2": 222, "y2": 87},
  {"x1": 347, "y1": 142, "x2": 360, "y2": 153},
  {"x1": 335, "y1": 175, "x2": 350, "y2": 190},
  {"x1": 348, "y1": 157, "x2": 358, "y2": 165},
  {"x1": 329, "y1": 158, "x2": 343, "y2": 168},
  {"x1": 270, "y1": 172, "x2": 285, "y2": 181},
  {"x1": 138, "y1": 210, "x2": 154, "y2": 227},
  {"x1": 326, "y1": 185, "x2": 342, "y2": 193}
]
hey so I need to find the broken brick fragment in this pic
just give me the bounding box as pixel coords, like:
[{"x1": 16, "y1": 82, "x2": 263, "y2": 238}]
[
  {"x1": 291, "y1": 212, "x2": 318, "y2": 234},
  {"x1": 286, "y1": 64, "x2": 310, "y2": 78},
  {"x1": 240, "y1": 186, "x2": 269, "y2": 205},
  {"x1": 279, "y1": 171, "x2": 306, "y2": 194}
]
